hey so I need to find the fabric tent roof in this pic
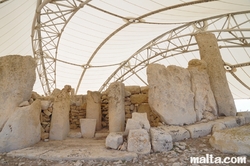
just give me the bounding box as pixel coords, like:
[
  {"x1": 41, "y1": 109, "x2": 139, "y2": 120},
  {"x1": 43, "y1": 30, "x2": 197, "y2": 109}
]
[{"x1": 0, "y1": 0, "x2": 250, "y2": 108}]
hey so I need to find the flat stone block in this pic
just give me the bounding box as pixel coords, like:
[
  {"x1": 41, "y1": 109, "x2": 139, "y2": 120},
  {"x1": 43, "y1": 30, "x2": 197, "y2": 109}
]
[
  {"x1": 160, "y1": 126, "x2": 190, "y2": 142},
  {"x1": 214, "y1": 117, "x2": 239, "y2": 128},
  {"x1": 150, "y1": 127, "x2": 173, "y2": 152},
  {"x1": 80, "y1": 119, "x2": 96, "y2": 138},
  {"x1": 105, "y1": 132, "x2": 123, "y2": 149},
  {"x1": 185, "y1": 122, "x2": 215, "y2": 138}
]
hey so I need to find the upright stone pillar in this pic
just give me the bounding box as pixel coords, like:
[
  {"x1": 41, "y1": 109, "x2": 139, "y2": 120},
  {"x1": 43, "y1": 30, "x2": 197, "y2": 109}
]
[
  {"x1": 195, "y1": 32, "x2": 236, "y2": 116},
  {"x1": 108, "y1": 82, "x2": 125, "y2": 132},
  {"x1": 86, "y1": 91, "x2": 102, "y2": 131},
  {"x1": 50, "y1": 85, "x2": 71, "y2": 140}
]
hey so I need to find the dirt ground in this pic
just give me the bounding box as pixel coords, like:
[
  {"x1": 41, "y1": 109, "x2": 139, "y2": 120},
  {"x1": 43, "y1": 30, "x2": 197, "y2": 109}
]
[{"x1": 0, "y1": 135, "x2": 249, "y2": 166}]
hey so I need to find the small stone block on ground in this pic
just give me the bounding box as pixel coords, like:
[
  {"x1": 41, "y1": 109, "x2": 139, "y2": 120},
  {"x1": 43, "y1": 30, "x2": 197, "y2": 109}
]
[
  {"x1": 160, "y1": 126, "x2": 190, "y2": 142},
  {"x1": 150, "y1": 127, "x2": 173, "y2": 152},
  {"x1": 80, "y1": 119, "x2": 96, "y2": 138},
  {"x1": 127, "y1": 129, "x2": 151, "y2": 154},
  {"x1": 105, "y1": 132, "x2": 123, "y2": 149}
]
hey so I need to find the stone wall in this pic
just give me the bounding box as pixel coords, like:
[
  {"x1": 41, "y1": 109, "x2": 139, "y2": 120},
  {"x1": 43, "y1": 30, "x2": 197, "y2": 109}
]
[{"x1": 68, "y1": 86, "x2": 161, "y2": 130}]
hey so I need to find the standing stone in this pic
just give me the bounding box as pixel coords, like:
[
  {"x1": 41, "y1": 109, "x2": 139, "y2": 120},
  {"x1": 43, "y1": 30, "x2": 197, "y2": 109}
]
[
  {"x1": 187, "y1": 59, "x2": 217, "y2": 121},
  {"x1": 86, "y1": 91, "x2": 102, "y2": 131},
  {"x1": 108, "y1": 82, "x2": 125, "y2": 132},
  {"x1": 131, "y1": 112, "x2": 150, "y2": 131},
  {"x1": 49, "y1": 85, "x2": 71, "y2": 140},
  {"x1": 0, "y1": 99, "x2": 41, "y2": 152},
  {"x1": 195, "y1": 32, "x2": 236, "y2": 116},
  {"x1": 0, "y1": 55, "x2": 36, "y2": 131},
  {"x1": 147, "y1": 64, "x2": 196, "y2": 125}
]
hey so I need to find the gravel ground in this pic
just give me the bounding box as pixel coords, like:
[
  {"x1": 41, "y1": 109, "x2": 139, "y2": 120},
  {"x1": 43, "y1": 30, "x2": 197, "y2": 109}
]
[{"x1": 0, "y1": 135, "x2": 249, "y2": 166}]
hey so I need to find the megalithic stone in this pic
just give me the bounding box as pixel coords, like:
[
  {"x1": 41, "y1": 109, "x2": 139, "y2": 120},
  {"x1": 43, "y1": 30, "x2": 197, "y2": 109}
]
[
  {"x1": 86, "y1": 91, "x2": 102, "y2": 131},
  {"x1": 108, "y1": 82, "x2": 125, "y2": 132},
  {"x1": 195, "y1": 32, "x2": 236, "y2": 116}
]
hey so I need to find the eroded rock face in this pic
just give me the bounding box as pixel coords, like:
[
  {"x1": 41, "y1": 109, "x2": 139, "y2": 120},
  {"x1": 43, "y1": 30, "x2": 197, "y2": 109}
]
[
  {"x1": 147, "y1": 64, "x2": 196, "y2": 125},
  {"x1": 0, "y1": 55, "x2": 36, "y2": 130},
  {"x1": 188, "y1": 59, "x2": 217, "y2": 121},
  {"x1": 0, "y1": 99, "x2": 41, "y2": 153},
  {"x1": 209, "y1": 124, "x2": 250, "y2": 156}
]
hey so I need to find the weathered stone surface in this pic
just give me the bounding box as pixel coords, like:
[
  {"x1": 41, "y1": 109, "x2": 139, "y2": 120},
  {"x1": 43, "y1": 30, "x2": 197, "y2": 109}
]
[
  {"x1": 160, "y1": 126, "x2": 190, "y2": 142},
  {"x1": 49, "y1": 86, "x2": 71, "y2": 140},
  {"x1": 237, "y1": 112, "x2": 250, "y2": 123},
  {"x1": 150, "y1": 127, "x2": 173, "y2": 152},
  {"x1": 124, "y1": 119, "x2": 142, "y2": 136},
  {"x1": 214, "y1": 117, "x2": 239, "y2": 128},
  {"x1": 130, "y1": 94, "x2": 148, "y2": 104},
  {"x1": 125, "y1": 86, "x2": 141, "y2": 94},
  {"x1": 0, "y1": 99, "x2": 41, "y2": 152},
  {"x1": 0, "y1": 55, "x2": 36, "y2": 131},
  {"x1": 212, "y1": 122, "x2": 226, "y2": 134},
  {"x1": 195, "y1": 32, "x2": 236, "y2": 116},
  {"x1": 86, "y1": 91, "x2": 102, "y2": 131},
  {"x1": 209, "y1": 124, "x2": 250, "y2": 156},
  {"x1": 147, "y1": 64, "x2": 196, "y2": 125},
  {"x1": 187, "y1": 59, "x2": 217, "y2": 121},
  {"x1": 131, "y1": 112, "x2": 150, "y2": 131},
  {"x1": 235, "y1": 116, "x2": 246, "y2": 126},
  {"x1": 19, "y1": 101, "x2": 29, "y2": 107},
  {"x1": 105, "y1": 132, "x2": 123, "y2": 149},
  {"x1": 41, "y1": 100, "x2": 52, "y2": 110},
  {"x1": 80, "y1": 119, "x2": 96, "y2": 138},
  {"x1": 108, "y1": 82, "x2": 125, "y2": 132},
  {"x1": 127, "y1": 129, "x2": 151, "y2": 154},
  {"x1": 185, "y1": 122, "x2": 215, "y2": 138}
]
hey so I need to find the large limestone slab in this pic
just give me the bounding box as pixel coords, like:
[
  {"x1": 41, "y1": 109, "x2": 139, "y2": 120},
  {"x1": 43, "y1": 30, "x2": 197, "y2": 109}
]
[
  {"x1": 147, "y1": 64, "x2": 196, "y2": 125},
  {"x1": 195, "y1": 32, "x2": 236, "y2": 116},
  {"x1": 188, "y1": 59, "x2": 217, "y2": 121},
  {"x1": 108, "y1": 82, "x2": 125, "y2": 132},
  {"x1": 209, "y1": 124, "x2": 250, "y2": 156},
  {"x1": 0, "y1": 100, "x2": 41, "y2": 152},
  {"x1": 0, "y1": 55, "x2": 36, "y2": 130},
  {"x1": 86, "y1": 91, "x2": 102, "y2": 131},
  {"x1": 49, "y1": 86, "x2": 71, "y2": 140}
]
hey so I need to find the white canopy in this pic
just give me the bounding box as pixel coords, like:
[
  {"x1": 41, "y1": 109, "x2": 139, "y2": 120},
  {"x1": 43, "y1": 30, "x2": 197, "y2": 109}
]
[{"x1": 0, "y1": 0, "x2": 249, "y2": 109}]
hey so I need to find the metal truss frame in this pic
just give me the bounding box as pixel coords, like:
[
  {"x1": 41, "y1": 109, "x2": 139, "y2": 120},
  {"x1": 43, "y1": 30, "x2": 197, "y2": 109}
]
[
  {"x1": 32, "y1": 0, "x2": 249, "y2": 95},
  {"x1": 99, "y1": 11, "x2": 250, "y2": 92},
  {"x1": 32, "y1": 0, "x2": 90, "y2": 95}
]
